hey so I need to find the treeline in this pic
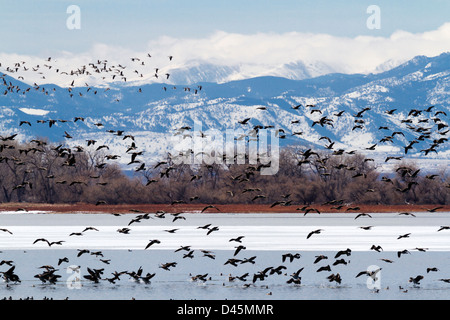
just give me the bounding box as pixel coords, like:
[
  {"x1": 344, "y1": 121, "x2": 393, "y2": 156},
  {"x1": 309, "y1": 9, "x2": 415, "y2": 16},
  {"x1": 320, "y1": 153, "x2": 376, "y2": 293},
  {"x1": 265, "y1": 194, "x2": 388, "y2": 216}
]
[{"x1": 0, "y1": 138, "x2": 448, "y2": 205}]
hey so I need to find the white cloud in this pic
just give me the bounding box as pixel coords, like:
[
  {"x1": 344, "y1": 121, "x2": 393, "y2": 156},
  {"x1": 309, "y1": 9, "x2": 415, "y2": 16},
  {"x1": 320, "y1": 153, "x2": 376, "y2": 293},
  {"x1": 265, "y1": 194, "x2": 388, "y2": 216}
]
[{"x1": 1, "y1": 23, "x2": 450, "y2": 86}]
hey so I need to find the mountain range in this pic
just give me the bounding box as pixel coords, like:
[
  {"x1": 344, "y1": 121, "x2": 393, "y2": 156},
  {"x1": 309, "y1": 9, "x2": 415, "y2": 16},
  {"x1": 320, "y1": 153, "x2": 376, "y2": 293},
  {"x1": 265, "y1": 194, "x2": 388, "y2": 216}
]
[{"x1": 0, "y1": 52, "x2": 449, "y2": 173}]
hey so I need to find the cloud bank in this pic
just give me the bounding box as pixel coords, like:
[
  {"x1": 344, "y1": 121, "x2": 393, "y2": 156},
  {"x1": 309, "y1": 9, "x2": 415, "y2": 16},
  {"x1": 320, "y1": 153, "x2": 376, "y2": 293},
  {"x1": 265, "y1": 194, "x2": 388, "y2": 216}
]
[{"x1": 1, "y1": 23, "x2": 450, "y2": 86}]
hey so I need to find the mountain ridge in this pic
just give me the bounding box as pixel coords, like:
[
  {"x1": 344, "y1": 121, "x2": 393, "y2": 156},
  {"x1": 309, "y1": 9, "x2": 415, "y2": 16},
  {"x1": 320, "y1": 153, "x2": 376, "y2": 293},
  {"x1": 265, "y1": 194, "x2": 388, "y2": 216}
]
[{"x1": 0, "y1": 52, "x2": 449, "y2": 172}]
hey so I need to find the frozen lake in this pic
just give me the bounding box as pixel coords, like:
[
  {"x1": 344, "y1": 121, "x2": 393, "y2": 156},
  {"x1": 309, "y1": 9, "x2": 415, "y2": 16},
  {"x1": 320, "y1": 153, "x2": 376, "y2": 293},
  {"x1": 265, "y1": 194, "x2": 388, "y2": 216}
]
[{"x1": 0, "y1": 211, "x2": 449, "y2": 300}]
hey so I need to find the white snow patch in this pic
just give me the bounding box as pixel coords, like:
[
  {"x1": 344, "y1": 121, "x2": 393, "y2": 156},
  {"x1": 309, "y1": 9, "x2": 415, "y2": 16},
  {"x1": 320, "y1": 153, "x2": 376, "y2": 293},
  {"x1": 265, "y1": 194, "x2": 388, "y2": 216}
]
[{"x1": 18, "y1": 108, "x2": 50, "y2": 116}]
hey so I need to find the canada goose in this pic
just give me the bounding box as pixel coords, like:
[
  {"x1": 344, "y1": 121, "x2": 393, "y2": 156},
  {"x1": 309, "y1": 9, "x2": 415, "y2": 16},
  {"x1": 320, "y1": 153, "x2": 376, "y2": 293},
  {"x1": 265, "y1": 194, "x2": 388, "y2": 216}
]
[
  {"x1": 398, "y1": 212, "x2": 416, "y2": 217},
  {"x1": 77, "y1": 249, "x2": 90, "y2": 257},
  {"x1": 159, "y1": 262, "x2": 177, "y2": 271},
  {"x1": 426, "y1": 267, "x2": 439, "y2": 273},
  {"x1": 172, "y1": 215, "x2": 186, "y2": 222},
  {"x1": 438, "y1": 226, "x2": 450, "y2": 232},
  {"x1": 327, "y1": 273, "x2": 342, "y2": 284},
  {"x1": 206, "y1": 226, "x2": 219, "y2": 235},
  {"x1": 117, "y1": 228, "x2": 131, "y2": 234},
  {"x1": 356, "y1": 268, "x2": 382, "y2": 280},
  {"x1": 233, "y1": 245, "x2": 246, "y2": 256},
  {"x1": 370, "y1": 245, "x2": 383, "y2": 252},
  {"x1": 90, "y1": 251, "x2": 103, "y2": 257},
  {"x1": 0, "y1": 266, "x2": 21, "y2": 283},
  {"x1": 281, "y1": 253, "x2": 301, "y2": 263},
  {"x1": 183, "y1": 250, "x2": 195, "y2": 259},
  {"x1": 380, "y1": 258, "x2": 394, "y2": 263},
  {"x1": 229, "y1": 236, "x2": 245, "y2": 243},
  {"x1": 314, "y1": 255, "x2": 328, "y2": 264},
  {"x1": 33, "y1": 238, "x2": 50, "y2": 246},
  {"x1": 203, "y1": 252, "x2": 216, "y2": 260},
  {"x1": 333, "y1": 259, "x2": 348, "y2": 266},
  {"x1": 251, "y1": 194, "x2": 266, "y2": 201},
  {"x1": 225, "y1": 258, "x2": 242, "y2": 267},
  {"x1": 269, "y1": 265, "x2": 287, "y2": 275},
  {"x1": 84, "y1": 267, "x2": 103, "y2": 283},
  {"x1": 335, "y1": 248, "x2": 351, "y2": 258},
  {"x1": 307, "y1": 229, "x2": 323, "y2": 239},
  {"x1": 397, "y1": 249, "x2": 410, "y2": 258},
  {"x1": 201, "y1": 205, "x2": 220, "y2": 213},
  {"x1": 304, "y1": 208, "x2": 320, "y2": 216},
  {"x1": 164, "y1": 228, "x2": 179, "y2": 233},
  {"x1": 316, "y1": 265, "x2": 331, "y2": 272},
  {"x1": 409, "y1": 275, "x2": 424, "y2": 285},
  {"x1": 252, "y1": 272, "x2": 267, "y2": 283},
  {"x1": 0, "y1": 228, "x2": 13, "y2": 235},
  {"x1": 240, "y1": 256, "x2": 257, "y2": 265},
  {"x1": 354, "y1": 213, "x2": 372, "y2": 220},
  {"x1": 69, "y1": 232, "x2": 83, "y2": 236},
  {"x1": 397, "y1": 233, "x2": 411, "y2": 240},
  {"x1": 238, "y1": 118, "x2": 251, "y2": 125}
]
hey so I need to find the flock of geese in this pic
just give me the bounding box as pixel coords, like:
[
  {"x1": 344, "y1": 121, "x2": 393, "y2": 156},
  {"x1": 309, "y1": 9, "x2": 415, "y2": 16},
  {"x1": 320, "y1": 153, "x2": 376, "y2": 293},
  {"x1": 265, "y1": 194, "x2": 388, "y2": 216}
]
[
  {"x1": 0, "y1": 206, "x2": 449, "y2": 299},
  {"x1": 0, "y1": 54, "x2": 449, "y2": 299}
]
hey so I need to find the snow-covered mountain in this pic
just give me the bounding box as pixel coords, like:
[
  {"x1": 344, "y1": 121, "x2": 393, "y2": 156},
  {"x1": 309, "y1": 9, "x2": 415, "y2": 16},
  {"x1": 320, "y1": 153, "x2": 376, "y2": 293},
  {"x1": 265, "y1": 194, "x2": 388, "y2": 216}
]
[{"x1": 0, "y1": 52, "x2": 449, "y2": 173}]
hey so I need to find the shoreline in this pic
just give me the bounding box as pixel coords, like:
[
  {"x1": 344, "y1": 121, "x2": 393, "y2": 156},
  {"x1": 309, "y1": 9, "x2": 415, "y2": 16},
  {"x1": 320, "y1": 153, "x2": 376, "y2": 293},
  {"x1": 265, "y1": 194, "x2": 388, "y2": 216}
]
[{"x1": 0, "y1": 203, "x2": 449, "y2": 214}]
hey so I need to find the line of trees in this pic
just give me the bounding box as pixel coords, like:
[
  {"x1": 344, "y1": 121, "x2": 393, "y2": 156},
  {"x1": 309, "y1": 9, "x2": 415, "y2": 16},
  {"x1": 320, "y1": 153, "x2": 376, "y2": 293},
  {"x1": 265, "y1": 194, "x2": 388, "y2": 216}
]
[{"x1": 0, "y1": 139, "x2": 448, "y2": 205}]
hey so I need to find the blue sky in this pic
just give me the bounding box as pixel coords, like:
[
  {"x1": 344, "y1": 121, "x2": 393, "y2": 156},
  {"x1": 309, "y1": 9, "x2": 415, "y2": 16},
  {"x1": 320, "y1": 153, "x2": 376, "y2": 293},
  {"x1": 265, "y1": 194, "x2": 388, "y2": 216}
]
[
  {"x1": 1, "y1": 0, "x2": 450, "y2": 55},
  {"x1": 1, "y1": 0, "x2": 449, "y2": 86}
]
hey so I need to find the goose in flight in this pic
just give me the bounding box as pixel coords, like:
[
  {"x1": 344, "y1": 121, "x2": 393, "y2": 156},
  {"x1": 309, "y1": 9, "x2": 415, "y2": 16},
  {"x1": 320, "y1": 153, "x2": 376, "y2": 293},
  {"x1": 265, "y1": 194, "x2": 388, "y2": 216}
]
[
  {"x1": 398, "y1": 212, "x2": 416, "y2": 217},
  {"x1": 379, "y1": 258, "x2": 394, "y2": 264},
  {"x1": 77, "y1": 249, "x2": 90, "y2": 257},
  {"x1": 333, "y1": 259, "x2": 348, "y2": 266},
  {"x1": 314, "y1": 255, "x2": 328, "y2": 264},
  {"x1": 159, "y1": 262, "x2": 177, "y2": 271},
  {"x1": 33, "y1": 238, "x2": 50, "y2": 246},
  {"x1": 206, "y1": 226, "x2": 219, "y2": 235},
  {"x1": 370, "y1": 245, "x2": 383, "y2": 252},
  {"x1": 316, "y1": 265, "x2": 331, "y2": 272},
  {"x1": 229, "y1": 236, "x2": 245, "y2": 243},
  {"x1": 0, "y1": 266, "x2": 21, "y2": 283},
  {"x1": 233, "y1": 245, "x2": 246, "y2": 256},
  {"x1": 307, "y1": 229, "x2": 323, "y2": 239},
  {"x1": 201, "y1": 205, "x2": 220, "y2": 213},
  {"x1": 238, "y1": 118, "x2": 251, "y2": 125},
  {"x1": 145, "y1": 239, "x2": 161, "y2": 249},
  {"x1": 240, "y1": 256, "x2": 257, "y2": 264},
  {"x1": 409, "y1": 275, "x2": 424, "y2": 285},
  {"x1": 334, "y1": 248, "x2": 351, "y2": 258},
  {"x1": 356, "y1": 267, "x2": 382, "y2": 280},
  {"x1": 354, "y1": 213, "x2": 372, "y2": 220},
  {"x1": 282, "y1": 253, "x2": 301, "y2": 263},
  {"x1": 0, "y1": 228, "x2": 13, "y2": 235},
  {"x1": 397, "y1": 233, "x2": 411, "y2": 240},
  {"x1": 164, "y1": 228, "x2": 179, "y2": 234},
  {"x1": 397, "y1": 249, "x2": 410, "y2": 258},
  {"x1": 327, "y1": 273, "x2": 342, "y2": 284}
]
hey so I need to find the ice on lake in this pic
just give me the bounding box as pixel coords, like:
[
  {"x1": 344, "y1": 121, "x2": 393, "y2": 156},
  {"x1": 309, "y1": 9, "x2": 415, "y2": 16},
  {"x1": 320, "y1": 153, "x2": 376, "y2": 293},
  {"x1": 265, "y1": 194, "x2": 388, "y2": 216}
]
[{"x1": 0, "y1": 211, "x2": 449, "y2": 300}]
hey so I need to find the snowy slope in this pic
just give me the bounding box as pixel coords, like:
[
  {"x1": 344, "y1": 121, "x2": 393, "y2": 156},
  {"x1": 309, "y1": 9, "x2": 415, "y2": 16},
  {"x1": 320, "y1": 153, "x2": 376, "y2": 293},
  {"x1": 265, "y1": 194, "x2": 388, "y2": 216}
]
[{"x1": 0, "y1": 53, "x2": 449, "y2": 172}]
